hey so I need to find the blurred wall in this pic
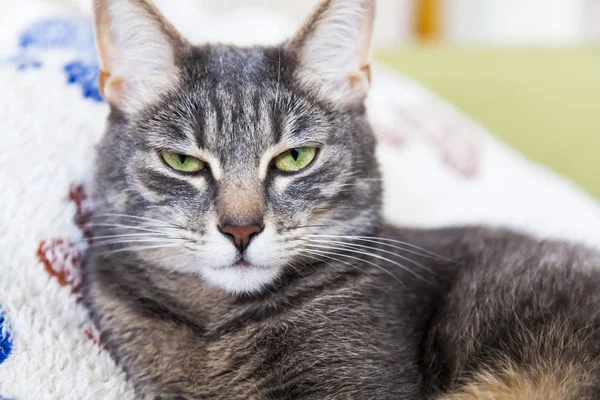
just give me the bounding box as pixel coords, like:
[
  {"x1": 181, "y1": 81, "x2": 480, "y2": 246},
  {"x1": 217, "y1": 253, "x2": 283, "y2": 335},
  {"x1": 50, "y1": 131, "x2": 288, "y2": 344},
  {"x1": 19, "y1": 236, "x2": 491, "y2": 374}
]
[
  {"x1": 199, "y1": 0, "x2": 599, "y2": 45},
  {"x1": 447, "y1": 0, "x2": 591, "y2": 45},
  {"x1": 199, "y1": 0, "x2": 414, "y2": 46}
]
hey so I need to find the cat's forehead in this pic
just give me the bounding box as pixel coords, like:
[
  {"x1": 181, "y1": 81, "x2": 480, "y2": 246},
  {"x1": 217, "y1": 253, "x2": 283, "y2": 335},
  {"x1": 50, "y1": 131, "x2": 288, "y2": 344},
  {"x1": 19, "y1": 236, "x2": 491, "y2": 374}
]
[
  {"x1": 143, "y1": 45, "x2": 329, "y2": 169},
  {"x1": 191, "y1": 82, "x2": 282, "y2": 167},
  {"x1": 187, "y1": 44, "x2": 283, "y2": 88}
]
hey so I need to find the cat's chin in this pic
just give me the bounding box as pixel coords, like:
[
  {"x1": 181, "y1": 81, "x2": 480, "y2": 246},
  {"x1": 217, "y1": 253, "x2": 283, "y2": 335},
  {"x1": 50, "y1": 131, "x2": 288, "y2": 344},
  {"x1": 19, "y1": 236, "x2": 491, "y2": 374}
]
[{"x1": 200, "y1": 263, "x2": 282, "y2": 295}]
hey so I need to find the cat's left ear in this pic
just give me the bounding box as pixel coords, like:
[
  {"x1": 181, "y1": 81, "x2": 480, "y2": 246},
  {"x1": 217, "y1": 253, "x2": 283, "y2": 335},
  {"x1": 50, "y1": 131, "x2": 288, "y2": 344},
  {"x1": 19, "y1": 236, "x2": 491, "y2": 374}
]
[
  {"x1": 93, "y1": 0, "x2": 190, "y2": 114},
  {"x1": 285, "y1": 0, "x2": 375, "y2": 108}
]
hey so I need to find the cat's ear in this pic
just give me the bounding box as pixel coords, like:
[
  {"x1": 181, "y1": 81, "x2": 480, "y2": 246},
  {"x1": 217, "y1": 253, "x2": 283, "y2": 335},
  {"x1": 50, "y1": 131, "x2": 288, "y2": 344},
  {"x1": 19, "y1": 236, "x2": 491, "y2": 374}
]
[
  {"x1": 93, "y1": 0, "x2": 190, "y2": 113},
  {"x1": 285, "y1": 0, "x2": 375, "y2": 107}
]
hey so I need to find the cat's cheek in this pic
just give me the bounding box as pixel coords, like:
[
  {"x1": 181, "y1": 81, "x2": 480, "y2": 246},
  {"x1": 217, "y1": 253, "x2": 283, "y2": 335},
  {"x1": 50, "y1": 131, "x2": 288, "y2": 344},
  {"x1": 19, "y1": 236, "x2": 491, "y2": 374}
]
[
  {"x1": 244, "y1": 226, "x2": 292, "y2": 269},
  {"x1": 191, "y1": 235, "x2": 239, "y2": 270}
]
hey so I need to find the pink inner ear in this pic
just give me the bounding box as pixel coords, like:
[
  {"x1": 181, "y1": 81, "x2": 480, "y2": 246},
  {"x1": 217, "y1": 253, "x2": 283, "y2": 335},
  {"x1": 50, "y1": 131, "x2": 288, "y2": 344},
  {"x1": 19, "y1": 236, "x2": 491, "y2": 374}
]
[
  {"x1": 101, "y1": 72, "x2": 128, "y2": 108},
  {"x1": 361, "y1": 64, "x2": 372, "y2": 84},
  {"x1": 346, "y1": 64, "x2": 371, "y2": 101},
  {"x1": 94, "y1": 2, "x2": 116, "y2": 71},
  {"x1": 94, "y1": 3, "x2": 121, "y2": 101},
  {"x1": 91, "y1": 0, "x2": 188, "y2": 113},
  {"x1": 99, "y1": 70, "x2": 110, "y2": 98}
]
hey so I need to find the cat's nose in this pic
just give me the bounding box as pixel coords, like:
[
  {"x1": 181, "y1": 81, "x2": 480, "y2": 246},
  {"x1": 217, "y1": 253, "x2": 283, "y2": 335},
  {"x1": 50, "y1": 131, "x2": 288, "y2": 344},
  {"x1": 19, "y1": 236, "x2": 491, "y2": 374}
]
[{"x1": 218, "y1": 222, "x2": 264, "y2": 253}]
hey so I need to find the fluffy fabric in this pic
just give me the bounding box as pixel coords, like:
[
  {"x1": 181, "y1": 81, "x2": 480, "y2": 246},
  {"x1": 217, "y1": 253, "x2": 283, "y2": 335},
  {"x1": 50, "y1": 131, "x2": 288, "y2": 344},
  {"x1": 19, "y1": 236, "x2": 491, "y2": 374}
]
[{"x1": 1, "y1": 1, "x2": 599, "y2": 399}]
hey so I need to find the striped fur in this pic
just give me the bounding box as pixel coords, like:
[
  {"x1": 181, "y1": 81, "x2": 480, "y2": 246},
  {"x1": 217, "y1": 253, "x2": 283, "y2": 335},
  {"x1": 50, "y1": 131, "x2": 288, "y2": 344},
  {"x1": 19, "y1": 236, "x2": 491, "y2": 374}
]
[
  {"x1": 84, "y1": 0, "x2": 600, "y2": 399},
  {"x1": 423, "y1": 230, "x2": 600, "y2": 400},
  {"x1": 440, "y1": 363, "x2": 590, "y2": 400}
]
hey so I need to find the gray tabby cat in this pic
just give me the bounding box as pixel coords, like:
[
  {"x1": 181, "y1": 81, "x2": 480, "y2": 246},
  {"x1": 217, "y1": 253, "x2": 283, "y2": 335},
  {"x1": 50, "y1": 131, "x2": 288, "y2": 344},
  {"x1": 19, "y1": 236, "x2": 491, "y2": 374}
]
[{"x1": 83, "y1": 0, "x2": 600, "y2": 398}]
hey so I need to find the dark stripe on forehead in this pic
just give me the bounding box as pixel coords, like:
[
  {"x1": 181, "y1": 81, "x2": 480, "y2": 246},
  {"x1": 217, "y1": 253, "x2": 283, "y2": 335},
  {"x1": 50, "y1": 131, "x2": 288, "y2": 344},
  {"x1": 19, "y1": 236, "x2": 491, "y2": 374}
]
[
  {"x1": 251, "y1": 90, "x2": 262, "y2": 131},
  {"x1": 139, "y1": 108, "x2": 192, "y2": 147},
  {"x1": 270, "y1": 107, "x2": 283, "y2": 144},
  {"x1": 188, "y1": 101, "x2": 205, "y2": 150},
  {"x1": 289, "y1": 112, "x2": 313, "y2": 138},
  {"x1": 208, "y1": 89, "x2": 224, "y2": 141},
  {"x1": 269, "y1": 89, "x2": 296, "y2": 144}
]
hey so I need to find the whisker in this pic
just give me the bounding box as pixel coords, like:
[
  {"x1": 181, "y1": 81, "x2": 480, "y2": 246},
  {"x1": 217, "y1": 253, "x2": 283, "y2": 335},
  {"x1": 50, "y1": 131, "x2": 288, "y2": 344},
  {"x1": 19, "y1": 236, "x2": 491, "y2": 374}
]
[
  {"x1": 86, "y1": 223, "x2": 172, "y2": 235},
  {"x1": 283, "y1": 259, "x2": 307, "y2": 279},
  {"x1": 274, "y1": 48, "x2": 282, "y2": 106},
  {"x1": 71, "y1": 231, "x2": 175, "y2": 246},
  {"x1": 161, "y1": 251, "x2": 197, "y2": 278},
  {"x1": 284, "y1": 224, "x2": 346, "y2": 231},
  {"x1": 92, "y1": 213, "x2": 173, "y2": 227},
  {"x1": 96, "y1": 244, "x2": 182, "y2": 257},
  {"x1": 307, "y1": 236, "x2": 442, "y2": 263},
  {"x1": 299, "y1": 248, "x2": 406, "y2": 286},
  {"x1": 145, "y1": 205, "x2": 170, "y2": 212},
  {"x1": 283, "y1": 219, "x2": 375, "y2": 232},
  {"x1": 299, "y1": 250, "x2": 374, "y2": 279},
  {"x1": 72, "y1": 236, "x2": 170, "y2": 246},
  {"x1": 89, "y1": 238, "x2": 183, "y2": 248},
  {"x1": 307, "y1": 234, "x2": 456, "y2": 263},
  {"x1": 306, "y1": 238, "x2": 436, "y2": 276},
  {"x1": 88, "y1": 233, "x2": 174, "y2": 240},
  {"x1": 288, "y1": 219, "x2": 455, "y2": 264},
  {"x1": 304, "y1": 243, "x2": 431, "y2": 284}
]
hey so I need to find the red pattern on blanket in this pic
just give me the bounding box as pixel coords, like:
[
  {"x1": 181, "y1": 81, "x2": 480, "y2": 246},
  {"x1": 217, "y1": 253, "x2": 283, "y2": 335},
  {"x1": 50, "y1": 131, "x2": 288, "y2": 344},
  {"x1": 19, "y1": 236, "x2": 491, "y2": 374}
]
[{"x1": 37, "y1": 184, "x2": 101, "y2": 345}]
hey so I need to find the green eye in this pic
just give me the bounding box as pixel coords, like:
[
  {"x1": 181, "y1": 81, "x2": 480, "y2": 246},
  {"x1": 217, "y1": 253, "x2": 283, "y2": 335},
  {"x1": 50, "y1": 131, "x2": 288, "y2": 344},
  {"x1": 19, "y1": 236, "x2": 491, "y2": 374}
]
[
  {"x1": 162, "y1": 153, "x2": 205, "y2": 173},
  {"x1": 273, "y1": 147, "x2": 317, "y2": 172}
]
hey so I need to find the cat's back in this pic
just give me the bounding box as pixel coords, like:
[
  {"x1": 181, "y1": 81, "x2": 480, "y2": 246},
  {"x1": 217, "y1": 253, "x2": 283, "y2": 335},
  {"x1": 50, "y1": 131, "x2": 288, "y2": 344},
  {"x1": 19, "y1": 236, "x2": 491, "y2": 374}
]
[{"x1": 385, "y1": 225, "x2": 600, "y2": 399}]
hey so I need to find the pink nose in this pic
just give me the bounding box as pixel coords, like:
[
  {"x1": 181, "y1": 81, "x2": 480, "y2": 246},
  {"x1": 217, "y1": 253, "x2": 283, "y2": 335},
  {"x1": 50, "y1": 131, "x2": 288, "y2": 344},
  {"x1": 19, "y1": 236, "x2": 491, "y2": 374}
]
[{"x1": 219, "y1": 224, "x2": 263, "y2": 253}]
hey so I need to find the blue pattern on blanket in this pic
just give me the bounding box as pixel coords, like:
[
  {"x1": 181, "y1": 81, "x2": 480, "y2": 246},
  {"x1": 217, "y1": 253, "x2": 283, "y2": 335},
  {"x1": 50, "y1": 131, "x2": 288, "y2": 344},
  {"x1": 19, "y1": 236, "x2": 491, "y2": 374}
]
[
  {"x1": 6, "y1": 54, "x2": 42, "y2": 70},
  {"x1": 64, "y1": 60, "x2": 103, "y2": 102},
  {"x1": 0, "y1": 311, "x2": 12, "y2": 364},
  {"x1": 7, "y1": 17, "x2": 103, "y2": 102},
  {"x1": 19, "y1": 18, "x2": 96, "y2": 52}
]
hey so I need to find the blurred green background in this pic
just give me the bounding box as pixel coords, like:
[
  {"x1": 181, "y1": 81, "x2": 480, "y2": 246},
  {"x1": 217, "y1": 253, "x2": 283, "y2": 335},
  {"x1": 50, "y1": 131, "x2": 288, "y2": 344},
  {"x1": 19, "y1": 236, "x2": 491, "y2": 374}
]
[{"x1": 377, "y1": 47, "x2": 600, "y2": 199}]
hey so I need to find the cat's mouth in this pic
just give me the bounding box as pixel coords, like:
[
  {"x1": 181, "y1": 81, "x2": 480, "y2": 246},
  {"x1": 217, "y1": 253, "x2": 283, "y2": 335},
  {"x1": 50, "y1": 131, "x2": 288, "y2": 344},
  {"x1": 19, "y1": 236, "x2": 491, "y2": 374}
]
[{"x1": 233, "y1": 259, "x2": 252, "y2": 269}]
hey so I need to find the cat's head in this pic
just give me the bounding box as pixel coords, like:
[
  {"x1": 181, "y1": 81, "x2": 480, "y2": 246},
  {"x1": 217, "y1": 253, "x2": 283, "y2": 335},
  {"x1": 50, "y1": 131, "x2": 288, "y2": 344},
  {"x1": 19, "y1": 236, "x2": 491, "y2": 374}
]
[{"x1": 92, "y1": 0, "x2": 381, "y2": 294}]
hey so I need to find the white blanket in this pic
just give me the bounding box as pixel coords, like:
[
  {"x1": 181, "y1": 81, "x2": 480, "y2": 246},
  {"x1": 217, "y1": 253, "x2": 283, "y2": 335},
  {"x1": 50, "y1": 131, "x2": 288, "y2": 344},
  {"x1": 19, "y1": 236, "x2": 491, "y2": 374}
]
[{"x1": 1, "y1": 1, "x2": 599, "y2": 399}]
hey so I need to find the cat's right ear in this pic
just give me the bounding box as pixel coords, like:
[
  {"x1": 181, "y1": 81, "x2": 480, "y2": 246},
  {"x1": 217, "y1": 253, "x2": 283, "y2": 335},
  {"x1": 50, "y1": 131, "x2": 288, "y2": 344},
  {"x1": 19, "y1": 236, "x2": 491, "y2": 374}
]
[
  {"x1": 285, "y1": 0, "x2": 375, "y2": 108},
  {"x1": 93, "y1": 0, "x2": 190, "y2": 114}
]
